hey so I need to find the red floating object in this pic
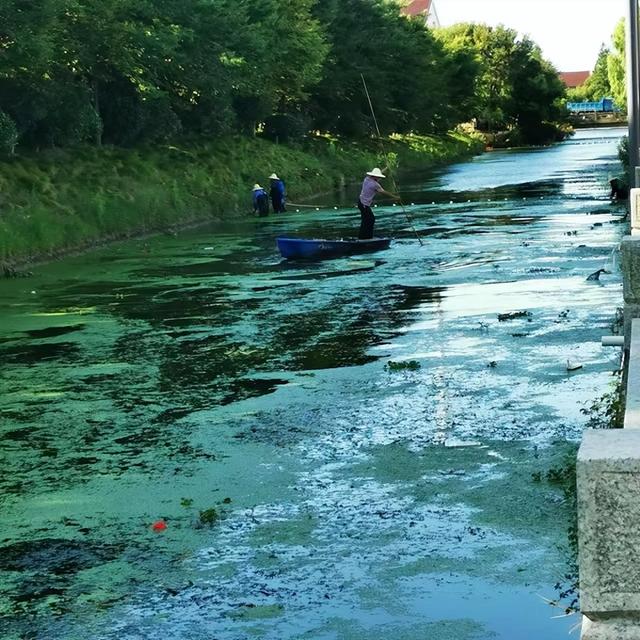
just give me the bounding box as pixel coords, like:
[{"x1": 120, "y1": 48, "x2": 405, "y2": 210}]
[{"x1": 152, "y1": 520, "x2": 167, "y2": 532}]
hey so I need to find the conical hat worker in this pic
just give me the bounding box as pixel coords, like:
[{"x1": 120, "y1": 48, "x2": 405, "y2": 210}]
[
  {"x1": 268, "y1": 173, "x2": 287, "y2": 213},
  {"x1": 357, "y1": 168, "x2": 399, "y2": 239},
  {"x1": 252, "y1": 184, "x2": 269, "y2": 217}
]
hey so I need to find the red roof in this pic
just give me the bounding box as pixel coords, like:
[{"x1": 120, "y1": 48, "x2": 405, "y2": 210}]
[
  {"x1": 559, "y1": 71, "x2": 591, "y2": 88},
  {"x1": 401, "y1": 0, "x2": 432, "y2": 17}
]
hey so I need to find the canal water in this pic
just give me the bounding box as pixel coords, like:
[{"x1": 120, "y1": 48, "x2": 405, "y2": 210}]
[{"x1": 0, "y1": 127, "x2": 627, "y2": 640}]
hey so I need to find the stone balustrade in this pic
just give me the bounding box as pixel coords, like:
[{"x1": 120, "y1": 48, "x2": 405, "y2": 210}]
[
  {"x1": 578, "y1": 429, "x2": 640, "y2": 638},
  {"x1": 578, "y1": 233, "x2": 640, "y2": 638},
  {"x1": 631, "y1": 187, "x2": 640, "y2": 233},
  {"x1": 621, "y1": 236, "x2": 640, "y2": 348}
]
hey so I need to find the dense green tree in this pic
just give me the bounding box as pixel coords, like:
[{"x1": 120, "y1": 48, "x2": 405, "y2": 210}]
[
  {"x1": 0, "y1": 0, "x2": 63, "y2": 142},
  {"x1": 434, "y1": 23, "x2": 566, "y2": 143},
  {"x1": 608, "y1": 18, "x2": 626, "y2": 111},
  {"x1": 309, "y1": 0, "x2": 464, "y2": 136},
  {"x1": 584, "y1": 45, "x2": 613, "y2": 100},
  {"x1": 308, "y1": 0, "x2": 383, "y2": 136},
  {"x1": 57, "y1": 0, "x2": 179, "y2": 143},
  {"x1": 0, "y1": 0, "x2": 59, "y2": 78},
  {"x1": 435, "y1": 24, "x2": 514, "y2": 131},
  {"x1": 0, "y1": 0, "x2": 567, "y2": 150},
  {"x1": 508, "y1": 38, "x2": 568, "y2": 143},
  {"x1": 566, "y1": 85, "x2": 589, "y2": 102},
  {"x1": 0, "y1": 110, "x2": 18, "y2": 154},
  {"x1": 565, "y1": 46, "x2": 612, "y2": 103},
  {"x1": 245, "y1": 0, "x2": 328, "y2": 107},
  {"x1": 235, "y1": 0, "x2": 328, "y2": 132},
  {"x1": 432, "y1": 27, "x2": 482, "y2": 127},
  {"x1": 150, "y1": 0, "x2": 257, "y2": 138}
]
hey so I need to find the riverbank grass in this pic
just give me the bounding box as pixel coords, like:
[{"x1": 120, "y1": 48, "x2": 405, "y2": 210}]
[{"x1": 0, "y1": 132, "x2": 483, "y2": 263}]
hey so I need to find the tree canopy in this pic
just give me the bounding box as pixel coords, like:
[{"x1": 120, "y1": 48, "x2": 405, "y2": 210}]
[
  {"x1": 0, "y1": 0, "x2": 568, "y2": 151},
  {"x1": 564, "y1": 19, "x2": 627, "y2": 112},
  {"x1": 434, "y1": 23, "x2": 567, "y2": 142},
  {"x1": 608, "y1": 18, "x2": 627, "y2": 111}
]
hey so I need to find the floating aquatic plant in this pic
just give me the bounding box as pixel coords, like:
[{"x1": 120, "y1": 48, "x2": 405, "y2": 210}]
[
  {"x1": 497, "y1": 310, "x2": 532, "y2": 322},
  {"x1": 198, "y1": 508, "x2": 219, "y2": 526},
  {"x1": 385, "y1": 360, "x2": 421, "y2": 372}
]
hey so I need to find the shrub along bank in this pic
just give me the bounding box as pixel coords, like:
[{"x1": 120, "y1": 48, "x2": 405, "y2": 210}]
[{"x1": 0, "y1": 132, "x2": 483, "y2": 264}]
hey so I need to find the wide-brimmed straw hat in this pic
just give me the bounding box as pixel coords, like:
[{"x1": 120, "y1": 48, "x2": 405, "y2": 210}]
[
  {"x1": 366, "y1": 167, "x2": 385, "y2": 178},
  {"x1": 269, "y1": 173, "x2": 279, "y2": 180},
  {"x1": 252, "y1": 184, "x2": 263, "y2": 191}
]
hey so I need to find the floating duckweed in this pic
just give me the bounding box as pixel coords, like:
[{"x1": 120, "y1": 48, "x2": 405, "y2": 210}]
[
  {"x1": 199, "y1": 508, "x2": 219, "y2": 526},
  {"x1": 385, "y1": 360, "x2": 421, "y2": 372}
]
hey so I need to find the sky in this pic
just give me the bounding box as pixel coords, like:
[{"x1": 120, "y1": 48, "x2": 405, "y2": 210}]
[{"x1": 436, "y1": 0, "x2": 626, "y2": 71}]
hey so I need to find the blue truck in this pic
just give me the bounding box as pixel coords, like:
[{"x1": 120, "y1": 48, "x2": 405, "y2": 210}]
[{"x1": 566, "y1": 97, "x2": 616, "y2": 113}]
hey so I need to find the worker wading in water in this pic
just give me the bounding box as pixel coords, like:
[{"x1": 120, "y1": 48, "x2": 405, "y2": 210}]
[
  {"x1": 252, "y1": 184, "x2": 270, "y2": 217},
  {"x1": 610, "y1": 177, "x2": 629, "y2": 201},
  {"x1": 269, "y1": 173, "x2": 287, "y2": 213},
  {"x1": 357, "y1": 167, "x2": 399, "y2": 239}
]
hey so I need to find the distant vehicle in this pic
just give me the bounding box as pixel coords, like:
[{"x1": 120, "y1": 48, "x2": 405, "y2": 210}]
[{"x1": 566, "y1": 97, "x2": 617, "y2": 113}]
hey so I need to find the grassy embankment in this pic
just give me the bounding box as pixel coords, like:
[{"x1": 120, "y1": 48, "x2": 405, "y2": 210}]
[{"x1": 0, "y1": 131, "x2": 484, "y2": 264}]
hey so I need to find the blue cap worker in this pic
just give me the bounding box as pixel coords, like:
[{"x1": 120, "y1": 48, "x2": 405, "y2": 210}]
[
  {"x1": 269, "y1": 173, "x2": 286, "y2": 213},
  {"x1": 252, "y1": 184, "x2": 269, "y2": 217}
]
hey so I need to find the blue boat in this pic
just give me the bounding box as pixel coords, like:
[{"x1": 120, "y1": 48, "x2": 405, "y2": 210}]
[{"x1": 276, "y1": 236, "x2": 391, "y2": 260}]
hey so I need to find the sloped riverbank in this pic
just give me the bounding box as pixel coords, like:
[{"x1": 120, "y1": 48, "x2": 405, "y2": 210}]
[{"x1": 0, "y1": 132, "x2": 483, "y2": 265}]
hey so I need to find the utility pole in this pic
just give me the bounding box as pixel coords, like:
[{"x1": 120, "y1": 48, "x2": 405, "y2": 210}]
[{"x1": 627, "y1": 0, "x2": 640, "y2": 185}]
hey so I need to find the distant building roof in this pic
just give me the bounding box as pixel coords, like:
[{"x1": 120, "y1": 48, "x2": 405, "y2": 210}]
[
  {"x1": 401, "y1": 0, "x2": 432, "y2": 17},
  {"x1": 559, "y1": 71, "x2": 591, "y2": 88},
  {"x1": 400, "y1": 0, "x2": 440, "y2": 26}
]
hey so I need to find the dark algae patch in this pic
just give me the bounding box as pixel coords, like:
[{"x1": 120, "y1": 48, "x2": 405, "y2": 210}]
[
  {"x1": 0, "y1": 538, "x2": 123, "y2": 574},
  {"x1": 24, "y1": 324, "x2": 86, "y2": 339},
  {"x1": 0, "y1": 342, "x2": 81, "y2": 365},
  {"x1": 385, "y1": 360, "x2": 421, "y2": 371}
]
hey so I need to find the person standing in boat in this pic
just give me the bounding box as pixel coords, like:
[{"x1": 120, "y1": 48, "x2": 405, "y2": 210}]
[
  {"x1": 269, "y1": 173, "x2": 287, "y2": 213},
  {"x1": 357, "y1": 167, "x2": 398, "y2": 239},
  {"x1": 252, "y1": 184, "x2": 270, "y2": 217}
]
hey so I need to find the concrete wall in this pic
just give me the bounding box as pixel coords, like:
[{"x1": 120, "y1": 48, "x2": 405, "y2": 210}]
[
  {"x1": 621, "y1": 236, "x2": 640, "y2": 350},
  {"x1": 578, "y1": 234, "x2": 640, "y2": 638},
  {"x1": 578, "y1": 429, "x2": 640, "y2": 638}
]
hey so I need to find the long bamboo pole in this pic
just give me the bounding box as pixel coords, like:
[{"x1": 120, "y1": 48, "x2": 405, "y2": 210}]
[{"x1": 360, "y1": 74, "x2": 423, "y2": 245}]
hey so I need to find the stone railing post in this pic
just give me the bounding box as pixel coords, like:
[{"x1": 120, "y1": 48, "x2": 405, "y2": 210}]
[
  {"x1": 626, "y1": 319, "x2": 640, "y2": 429},
  {"x1": 620, "y1": 235, "x2": 640, "y2": 346},
  {"x1": 578, "y1": 429, "x2": 640, "y2": 638},
  {"x1": 631, "y1": 188, "x2": 640, "y2": 231}
]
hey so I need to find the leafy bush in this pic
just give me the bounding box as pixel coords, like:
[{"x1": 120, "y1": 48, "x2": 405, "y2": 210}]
[
  {"x1": 581, "y1": 377, "x2": 625, "y2": 429},
  {"x1": 198, "y1": 508, "x2": 218, "y2": 526},
  {"x1": 263, "y1": 114, "x2": 310, "y2": 143},
  {"x1": 233, "y1": 95, "x2": 273, "y2": 134},
  {"x1": 101, "y1": 93, "x2": 146, "y2": 146},
  {"x1": 0, "y1": 111, "x2": 18, "y2": 155},
  {"x1": 102, "y1": 90, "x2": 182, "y2": 146},
  {"x1": 139, "y1": 97, "x2": 182, "y2": 144},
  {"x1": 40, "y1": 91, "x2": 103, "y2": 147},
  {"x1": 73, "y1": 102, "x2": 103, "y2": 146},
  {"x1": 618, "y1": 135, "x2": 629, "y2": 175}
]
